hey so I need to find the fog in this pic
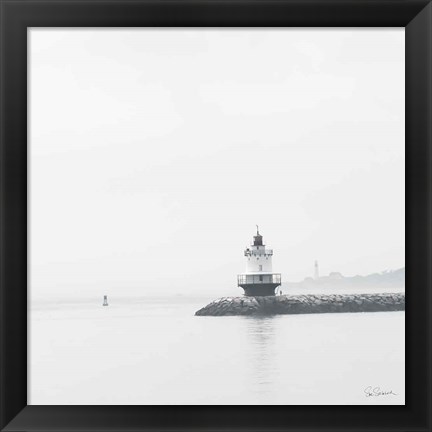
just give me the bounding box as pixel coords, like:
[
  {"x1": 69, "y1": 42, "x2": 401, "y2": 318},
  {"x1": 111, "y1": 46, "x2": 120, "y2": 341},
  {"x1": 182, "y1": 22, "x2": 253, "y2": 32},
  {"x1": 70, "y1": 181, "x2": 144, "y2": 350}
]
[{"x1": 29, "y1": 29, "x2": 404, "y2": 300}]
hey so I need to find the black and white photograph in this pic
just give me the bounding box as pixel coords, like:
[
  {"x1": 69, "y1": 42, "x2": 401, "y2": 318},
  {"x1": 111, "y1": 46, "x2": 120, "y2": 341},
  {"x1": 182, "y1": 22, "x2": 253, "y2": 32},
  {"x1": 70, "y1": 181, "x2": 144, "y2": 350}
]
[{"x1": 28, "y1": 28, "x2": 405, "y2": 406}]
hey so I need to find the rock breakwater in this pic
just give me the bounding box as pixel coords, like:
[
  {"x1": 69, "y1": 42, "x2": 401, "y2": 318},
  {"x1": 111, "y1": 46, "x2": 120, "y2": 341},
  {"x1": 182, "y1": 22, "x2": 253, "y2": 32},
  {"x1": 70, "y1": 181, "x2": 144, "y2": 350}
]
[{"x1": 195, "y1": 293, "x2": 405, "y2": 316}]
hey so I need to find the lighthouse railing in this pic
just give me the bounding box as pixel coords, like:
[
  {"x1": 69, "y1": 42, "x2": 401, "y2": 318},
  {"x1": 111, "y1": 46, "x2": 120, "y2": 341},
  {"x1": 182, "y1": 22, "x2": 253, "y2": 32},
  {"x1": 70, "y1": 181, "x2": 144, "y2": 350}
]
[
  {"x1": 244, "y1": 249, "x2": 273, "y2": 257},
  {"x1": 237, "y1": 273, "x2": 281, "y2": 286}
]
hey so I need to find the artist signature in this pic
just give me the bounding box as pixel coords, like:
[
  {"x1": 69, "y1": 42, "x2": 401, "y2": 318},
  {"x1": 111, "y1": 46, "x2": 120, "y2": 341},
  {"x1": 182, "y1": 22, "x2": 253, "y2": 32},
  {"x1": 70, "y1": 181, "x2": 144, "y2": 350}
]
[{"x1": 364, "y1": 386, "x2": 397, "y2": 397}]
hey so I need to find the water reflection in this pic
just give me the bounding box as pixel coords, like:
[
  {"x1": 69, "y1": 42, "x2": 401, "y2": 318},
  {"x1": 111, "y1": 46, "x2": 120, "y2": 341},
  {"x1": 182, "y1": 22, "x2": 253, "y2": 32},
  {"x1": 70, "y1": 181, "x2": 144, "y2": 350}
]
[{"x1": 244, "y1": 316, "x2": 278, "y2": 398}]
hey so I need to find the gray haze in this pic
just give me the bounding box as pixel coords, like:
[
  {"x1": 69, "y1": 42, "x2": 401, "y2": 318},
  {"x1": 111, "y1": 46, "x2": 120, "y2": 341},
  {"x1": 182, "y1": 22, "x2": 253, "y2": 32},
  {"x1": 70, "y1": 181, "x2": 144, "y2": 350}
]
[{"x1": 29, "y1": 29, "x2": 405, "y2": 300}]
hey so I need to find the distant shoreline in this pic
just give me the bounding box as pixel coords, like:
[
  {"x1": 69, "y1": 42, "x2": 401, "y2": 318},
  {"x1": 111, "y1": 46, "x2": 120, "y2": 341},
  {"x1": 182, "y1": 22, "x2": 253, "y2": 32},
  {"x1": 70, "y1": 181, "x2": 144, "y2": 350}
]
[{"x1": 284, "y1": 267, "x2": 405, "y2": 290}]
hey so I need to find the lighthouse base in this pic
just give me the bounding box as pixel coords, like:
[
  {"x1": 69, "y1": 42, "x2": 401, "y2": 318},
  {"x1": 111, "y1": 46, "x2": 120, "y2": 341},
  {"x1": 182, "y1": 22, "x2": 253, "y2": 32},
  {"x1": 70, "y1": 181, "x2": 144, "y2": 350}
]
[{"x1": 240, "y1": 284, "x2": 280, "y2": 297}]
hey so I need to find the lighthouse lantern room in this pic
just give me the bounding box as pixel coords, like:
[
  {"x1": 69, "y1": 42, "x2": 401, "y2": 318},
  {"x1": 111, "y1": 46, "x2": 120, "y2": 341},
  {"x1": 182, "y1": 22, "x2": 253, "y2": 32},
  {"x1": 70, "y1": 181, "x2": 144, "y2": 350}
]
[{"x1": 237, "y1": 226, "x2": 282, "y2": 296}]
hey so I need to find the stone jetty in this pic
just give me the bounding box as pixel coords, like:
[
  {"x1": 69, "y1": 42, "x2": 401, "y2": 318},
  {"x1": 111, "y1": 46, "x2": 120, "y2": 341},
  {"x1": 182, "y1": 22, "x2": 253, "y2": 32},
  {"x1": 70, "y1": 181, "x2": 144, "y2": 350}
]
[{"x1": 195, "y1": 293, "x2": 405, "y2": 316}]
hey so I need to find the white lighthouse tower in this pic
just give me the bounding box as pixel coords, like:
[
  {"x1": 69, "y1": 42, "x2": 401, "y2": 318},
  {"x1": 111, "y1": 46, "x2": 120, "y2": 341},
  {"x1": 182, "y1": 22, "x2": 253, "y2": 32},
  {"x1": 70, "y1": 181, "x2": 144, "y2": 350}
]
[
  {"x1": 237, "y1": 226, "x2": 281, "y2": 296},
  {"x1": 314, "y1": 260, "x2": 319, "y2": 280}
]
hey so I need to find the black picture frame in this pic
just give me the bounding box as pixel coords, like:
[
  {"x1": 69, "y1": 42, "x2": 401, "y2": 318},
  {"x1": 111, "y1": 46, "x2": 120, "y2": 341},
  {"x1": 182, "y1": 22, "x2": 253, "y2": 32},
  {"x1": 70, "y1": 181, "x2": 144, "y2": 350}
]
[{"x1": 0, "y1": 1, "x2": 430, "y2": 431}]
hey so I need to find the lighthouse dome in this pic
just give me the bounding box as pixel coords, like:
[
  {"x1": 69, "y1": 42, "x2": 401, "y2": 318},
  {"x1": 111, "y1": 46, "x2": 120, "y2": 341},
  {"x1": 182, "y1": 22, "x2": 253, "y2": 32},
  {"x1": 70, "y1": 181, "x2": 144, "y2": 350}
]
[
  {"x1": 253, "y1": 225, "x2": 263, "y2": 246},
  {"x1": 253, "y1": 234, "x2": 263, "y2": 246}
]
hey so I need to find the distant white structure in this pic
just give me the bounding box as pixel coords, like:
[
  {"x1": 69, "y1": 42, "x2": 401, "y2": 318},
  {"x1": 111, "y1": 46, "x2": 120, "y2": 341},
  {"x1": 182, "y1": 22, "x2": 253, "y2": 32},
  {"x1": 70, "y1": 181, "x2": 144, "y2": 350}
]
[
  {"x1": 237, "y1": 226, "x2": 281, "y2": 296},
  {"x1": 314, "y1": 260, "x2": 319, "y2": 280},
  {"x1": 328, "y1": 272, "x2": 343, "y2": 280},
  {"x1": 103, "y1": 295, "x2": 108, "y2": 306}
]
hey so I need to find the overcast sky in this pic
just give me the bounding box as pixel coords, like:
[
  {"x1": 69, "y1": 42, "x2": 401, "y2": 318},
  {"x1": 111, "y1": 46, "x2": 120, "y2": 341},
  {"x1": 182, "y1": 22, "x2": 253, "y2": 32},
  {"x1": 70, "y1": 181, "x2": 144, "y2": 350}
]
[{"x1": 29, "y1": 28, "x2": 404, "y2": 299}]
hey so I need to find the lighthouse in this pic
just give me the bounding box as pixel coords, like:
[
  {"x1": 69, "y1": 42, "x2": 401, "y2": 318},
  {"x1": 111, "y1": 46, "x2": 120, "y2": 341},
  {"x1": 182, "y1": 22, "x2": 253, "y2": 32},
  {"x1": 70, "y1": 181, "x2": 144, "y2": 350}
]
[
  {"x1": 237, "y1": 226, "x2": 282, "y2": 296},
  {"x1": 314, "y1": 260, "x2": 319, "y2": 280}
]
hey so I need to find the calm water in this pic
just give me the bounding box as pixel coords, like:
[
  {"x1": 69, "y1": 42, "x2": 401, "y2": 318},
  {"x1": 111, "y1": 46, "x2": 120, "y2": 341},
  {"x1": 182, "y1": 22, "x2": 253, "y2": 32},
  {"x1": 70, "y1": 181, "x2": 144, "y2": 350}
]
[{"x1": 29, "y1": 294, "x2": 405, "y2": 405}]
